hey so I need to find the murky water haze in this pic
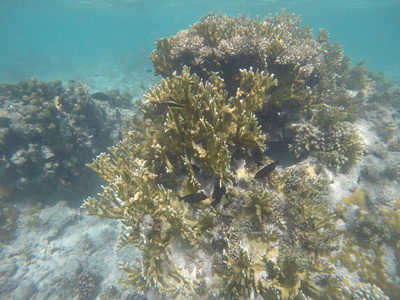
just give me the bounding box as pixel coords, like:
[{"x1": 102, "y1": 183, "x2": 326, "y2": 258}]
[{"x1": 0, "y1": 0, "x2": 399, "y2": 83}]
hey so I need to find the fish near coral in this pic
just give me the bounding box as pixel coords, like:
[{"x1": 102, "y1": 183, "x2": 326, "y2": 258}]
[
  {"x1": 91, "y1": 92, "x2": 110, "y2": 101},
  {"x1": 211, "y1": 180, "x2": 227, "y2": 207},
  {"x1": 305, "y1": 68, "x2": 322, "y2": 88},
  {"x1": 250, "y1": 146, "x2": 264, "y2": 167},
  {"x1": 178, "y1": 192, "x2": 208, "y2": 205},
  {"x1": 254, "y1": 161, "x2": 279, "y2": 179},
  {"x1": 153, "y1": 101, "x2": 185, "y2": 115},
  {"x1": 256, "y1": 97, "x2": 288, "y2": 139}
]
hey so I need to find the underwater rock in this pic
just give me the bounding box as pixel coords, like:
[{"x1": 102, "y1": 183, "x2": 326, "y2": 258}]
[
  {"x1": 0, "y1": 200, "x2": 19, "y2": 245},
  {"x1": 10, "y1": 278, "x2": 37, "y2": 300},
  {"x1": 0, "y1": 79, "x2": 134, "y2": 200}
]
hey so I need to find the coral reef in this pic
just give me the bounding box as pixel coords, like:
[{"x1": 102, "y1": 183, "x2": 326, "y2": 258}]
[
  {"x1": 0, "y1": 78, "x2": 133, "y2": 199},
  {"x1": 82, "y1": 10, "x2": 400, "y2": 299},
  {"x1": 150, "y1": 10, "x2": 367, "y2": 170},
  {"x1": 289, "y1": 121, "x2": 364, "y2": 170},
  {"x1": 74, "y1": 271, "x2": 96, "y2": 300},
  {"x1": 83, "y1": 67, "x2": 342, "y2": 298},
  {"x1": 336, "y1": 190, "x2": 400, "y2": 299}
]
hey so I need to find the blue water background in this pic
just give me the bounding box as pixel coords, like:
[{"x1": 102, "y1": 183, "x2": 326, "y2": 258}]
[{"x1": 0, "y1": 0, "x2": 399, "y2": 84}]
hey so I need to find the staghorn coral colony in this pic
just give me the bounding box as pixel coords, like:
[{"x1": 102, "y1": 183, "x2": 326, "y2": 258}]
[
  {"x1": 83, "y1": 11, "x2": 398, "y2": 299},
  {"x1": 149, "y1": 11, "x2": 365, "y2": 170}
]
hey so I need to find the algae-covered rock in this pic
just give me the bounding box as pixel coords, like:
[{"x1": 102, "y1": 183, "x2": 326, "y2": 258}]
[
  {"x1": 0, "y1": 199, "x2": 19, "y2": 245},
  {"x1": 0, "y1": 78, "x2": 133, "y2": 200}
]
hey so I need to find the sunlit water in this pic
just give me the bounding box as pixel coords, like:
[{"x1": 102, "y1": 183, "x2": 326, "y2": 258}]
[
  {"x1": 1, "y1": 0, "x2": 399, "y2": 85},
  {"x1": 1, "y1": 1, "x2": 399, "y2": 299}
]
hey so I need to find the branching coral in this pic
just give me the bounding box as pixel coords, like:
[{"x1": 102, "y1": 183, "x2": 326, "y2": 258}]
[
  {"x1": 137, "y1": 66, "x2": 275, "y2": 183},
  {"x1": 83, "y1": 65, "x2": 342, "y2": 298},
  {"x1": 289, "y1": 121, "x2": 364, "y2": 170},
  {"x1": 150, "y1": 10, "x2": 368, "y2": 171},
  {"x1": 82, "y1": 10, "x2": 391, "y2": 299}
]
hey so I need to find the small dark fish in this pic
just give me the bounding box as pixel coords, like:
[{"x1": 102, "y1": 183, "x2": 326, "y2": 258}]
[
  {"x1": 256, "y1": 98, "x2": 287, "y2": 140},
  {"x1": 305, "y1": 68, "x2": 322, "y2": 88},
  {"x1": 153, "y1": 101, "x2": 185, "y2": 115},
  {"x1": 118, "y1": 130, "x2": 123, "y2": 141},
  {"x1": 211, "y1": 180, "x2": 227, "y2": 207},
  {"x1": 356, "y1": 59, "x2": 365, "y2": 67},
  {"x1": 178, "y1": 192, "x2": 208, "y2": 205},
  {"x1": 116, "y1": 109, "x2": 122, "y2": 123},
  {"x1": 250, "y1": 146, "x2": 263, "y2": 166},
  {"x1": 254, "y1": 161, "x2": 279, "y2": 179},
  {"x1": 123, "y1": 53, "x2": 131, "y2": 61},
  {"x1": 92, "y1": 92, "x2": 110, "y2": 101},
  {"x1": 140, "y1": 84, "x2": 146, "y2": 90},
  {"x1": 145, "y1": 68, "x2": 153, "y2": 73}
]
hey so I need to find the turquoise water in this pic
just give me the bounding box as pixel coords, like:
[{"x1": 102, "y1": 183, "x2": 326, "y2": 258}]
[
  {"x1": 1, "y1": 0, "x2": 399, "y2": 83},
  {"x1": 1, "y1": 1, "x2": 400, "y2": 299}
]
